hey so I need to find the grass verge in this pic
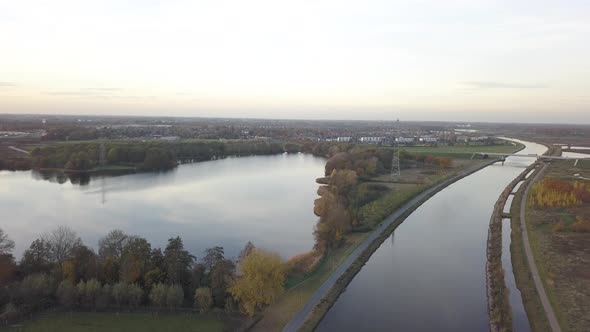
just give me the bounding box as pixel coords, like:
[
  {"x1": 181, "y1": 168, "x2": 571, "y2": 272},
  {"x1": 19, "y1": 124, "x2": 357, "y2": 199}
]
[{"x1": 1, "y1": 312, "x2": 224, "y2": 332}]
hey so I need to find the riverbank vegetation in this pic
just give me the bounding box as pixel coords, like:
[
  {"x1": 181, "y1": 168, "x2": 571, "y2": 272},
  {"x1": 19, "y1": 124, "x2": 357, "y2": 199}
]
[
  {"x1": 0, "y1": 139, "x2": 297, "y2": 172},
  {"x1": 520, "y1": 160, "x2": 590, "y2": 331},
  {"x1": 0, "y1": 227, "x2": 285, "y2": 330}
]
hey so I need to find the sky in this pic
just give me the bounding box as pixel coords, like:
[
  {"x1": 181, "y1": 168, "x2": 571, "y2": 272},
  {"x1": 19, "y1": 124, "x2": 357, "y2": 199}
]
[{"x1": 0, "y1": 0, "x2": 589, "y2": 123}]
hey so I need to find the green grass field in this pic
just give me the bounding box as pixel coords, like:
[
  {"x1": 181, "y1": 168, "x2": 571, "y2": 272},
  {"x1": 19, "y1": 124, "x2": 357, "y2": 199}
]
[
  {"x1": 401, "y1": 143, "x2": 523, "y2": 158},
  {"x1": 3, "y1": 312, "x2": 224, "y2": 332}
]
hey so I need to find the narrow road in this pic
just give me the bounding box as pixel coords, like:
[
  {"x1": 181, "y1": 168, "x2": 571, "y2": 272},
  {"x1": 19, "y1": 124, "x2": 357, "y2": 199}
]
[
  {"x1": 519, "y1": 163, "x2": 562, "y2": 332},
  {"x1": 282, "y1": 160, "x2": 497, "y2": 332},
  {"x1": 8, "y1": 146, "x2": 29, "y2": 154}
]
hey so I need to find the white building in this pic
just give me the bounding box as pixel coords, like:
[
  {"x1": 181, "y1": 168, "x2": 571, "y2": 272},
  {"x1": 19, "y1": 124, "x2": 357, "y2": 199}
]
[
  {"x1": 470, "y1": 136, "x2": 489, "y2": 142},
  {"x1": 396, "y1": 137, "x2": 415, "y2": 143},
  {"x1": 337, "y1": 137, "x2": 353, "y2": 142},
  {"x1": 419, "y1": 137, "x2": 438, "y2": 143},
  {"x1": 359, "y1": 137, "x2": 385, "y2": 144}
]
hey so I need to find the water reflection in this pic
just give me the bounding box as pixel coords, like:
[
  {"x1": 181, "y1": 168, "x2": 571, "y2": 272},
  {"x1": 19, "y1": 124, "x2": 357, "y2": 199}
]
[{"x1": 1, "y1": 153, "x2": 325, "y2": 260}]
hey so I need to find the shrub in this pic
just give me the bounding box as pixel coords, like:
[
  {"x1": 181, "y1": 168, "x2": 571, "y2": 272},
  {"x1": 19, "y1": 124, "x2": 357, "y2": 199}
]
[
  {"x1": 111, "y1": 282, "x2": 128, "y2": 307},
  {"x1": 194, "y1": 287, "x2": 213, "y2": 313},
  {"x1": 149, "y1": 283, "x2": 167, "y2": 308},
  {"x1": 127, "y1": 283, "x2": 143, "y2": 308},
  {"x1": 56, "y1": 280, "x2": 77, "y2": 309},
  {"x1": 572, "y1": 218, "x2": 590, "y2": 233},
  {"x1": 552, "y1": 220, "x2": 567, "y2": 233},
  {"x1": 166, "y1": 284, "x2": 184, "y2": 309}
]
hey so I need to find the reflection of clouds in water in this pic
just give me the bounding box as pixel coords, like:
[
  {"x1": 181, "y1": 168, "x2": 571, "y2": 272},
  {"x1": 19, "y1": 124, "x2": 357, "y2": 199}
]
[{"x1": 2, "y1": 154, "x2": 324, "y2": 259}]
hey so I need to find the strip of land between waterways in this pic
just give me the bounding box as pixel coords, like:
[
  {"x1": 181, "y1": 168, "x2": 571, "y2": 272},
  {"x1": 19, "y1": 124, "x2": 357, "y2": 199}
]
[{"x1": 282, "y1": 158, "x2": 504, "y2": 332}]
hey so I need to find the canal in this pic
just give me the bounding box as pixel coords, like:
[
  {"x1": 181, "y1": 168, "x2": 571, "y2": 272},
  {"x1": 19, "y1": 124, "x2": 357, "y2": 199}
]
[{"x1": 316, "y1": 139, "x2": 546, "y2": 331}]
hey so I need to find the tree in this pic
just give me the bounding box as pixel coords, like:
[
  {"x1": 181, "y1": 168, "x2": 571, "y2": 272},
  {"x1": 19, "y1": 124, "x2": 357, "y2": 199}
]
[
  {"x1": 0, "y1": 228, "x2": 15, "y2": 255},
  {"x1": 98, "y1": 229, "x2": 129, "y2": 260},
  {"x1": 20, "y1": 273, "x2": 54, "y2": 310},
  {"x1": 230, "y1": 249, "x2": 285, "y2": 316},
  {"x1": 71, "y1": 244, "x2": 99, "y2": 281},
  {"x1": 20, "y1": 239, "x2": 52, "y2": 274},
  {"x1": 194, "y1": 287, "x2": 212, "y2": 313},
  {"x1": 164, "y1": 237, "x2": 194, "y2": 285},
  {"x1": 42, "y1": 225, "x2": 82, "y2": 266},
  {"x1": 238, "y1": 242, "x2": 255, "y2": 263},
  {"x1": 203, "y1": 246, "x2": 225, "y2": 271},
  {"x1": 120, "y1": 237, "x2": 152, "y2": 284},
  {"x1": 56, "y1": 280, "x2": 77, "y2": 309},
  {"x1": 0, "y1": 254, "x2": 16, "y2": 286},
  {"x1": 209, "y1": 258, "x2": 235, "y2": 308}
]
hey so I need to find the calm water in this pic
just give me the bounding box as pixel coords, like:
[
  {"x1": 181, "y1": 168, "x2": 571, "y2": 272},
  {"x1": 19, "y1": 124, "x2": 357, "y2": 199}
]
[
  {"x1": 317, "y1": 140, "x2": 546, "y2": 332},
  {"x1": 0, "y1": 153, "x2": 325, "y2": 259}
]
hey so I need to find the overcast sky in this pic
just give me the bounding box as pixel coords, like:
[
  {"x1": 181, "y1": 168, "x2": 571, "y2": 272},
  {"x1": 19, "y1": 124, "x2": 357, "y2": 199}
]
[{"x1": 1, "y1": 0, "x2": 589, "y2": 123}]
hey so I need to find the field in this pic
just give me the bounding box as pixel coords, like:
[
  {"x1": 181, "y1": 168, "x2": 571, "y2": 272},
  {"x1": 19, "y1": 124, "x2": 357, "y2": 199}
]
[
  {"x1": 523, "y1": 160, "x2": 590, "y2": 332},
  {"x1": 401, "y1": 142, "x2": 523, "y2": 158},
  {"x1": 1, "y1": 312, "x2": 225, "y2": 332}
]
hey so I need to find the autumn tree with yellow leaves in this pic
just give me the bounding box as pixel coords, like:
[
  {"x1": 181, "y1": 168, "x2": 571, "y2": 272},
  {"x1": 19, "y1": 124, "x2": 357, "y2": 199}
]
[{"x1": 229, "y1": 248, "x2": 285, "y2": 317}]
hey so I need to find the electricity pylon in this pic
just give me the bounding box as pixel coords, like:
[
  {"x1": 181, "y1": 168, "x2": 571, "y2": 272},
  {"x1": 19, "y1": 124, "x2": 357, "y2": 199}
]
[{"x1": 390, "y1": 119, "x2": 401, "y2": 181}]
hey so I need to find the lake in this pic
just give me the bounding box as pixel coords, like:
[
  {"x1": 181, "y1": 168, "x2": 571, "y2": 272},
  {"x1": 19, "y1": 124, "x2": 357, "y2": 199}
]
[{"x1": 0, "y1": 153, "x2": 325, "y2": 260}]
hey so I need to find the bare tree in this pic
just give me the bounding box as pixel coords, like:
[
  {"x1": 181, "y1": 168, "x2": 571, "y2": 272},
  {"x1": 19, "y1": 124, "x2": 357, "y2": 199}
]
[
  {"x1": 98, "y1": 229, "x2": 129, "y2": 259},
  {"x1": 42, "y1": 225, "x2": 82, "y2": 265},
  {"x1": 0, "y1": 228, "x2": 15, "y2": 255}
]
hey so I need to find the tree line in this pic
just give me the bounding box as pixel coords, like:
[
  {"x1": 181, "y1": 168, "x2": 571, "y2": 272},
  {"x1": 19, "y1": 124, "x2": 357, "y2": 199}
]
[
  {"x1": 0, "y1": 227, "x2": 285, "y2": 324},
  {"x1": 25, "y1": 140, "x2": 301, "y2": 172}
]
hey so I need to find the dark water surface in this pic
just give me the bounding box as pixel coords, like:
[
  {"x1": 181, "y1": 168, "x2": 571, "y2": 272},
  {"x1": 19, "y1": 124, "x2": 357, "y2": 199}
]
[
  {"x1": 0, "y1": 153, "x2": 324, "y2": 259},
  {"x1": 317, "y1": 140, "x2": 546, "y2": 332}
]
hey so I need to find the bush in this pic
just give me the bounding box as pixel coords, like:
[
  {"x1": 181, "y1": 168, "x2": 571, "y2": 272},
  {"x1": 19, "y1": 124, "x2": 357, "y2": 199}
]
[
  {"x1": 149, "y1": 283, "x2": 167, "y2": 308},
  {"x1": 56, "y1": 280, "x2": 77, "y2": 309},
  {"x1": 572, "y1": 218, "x2": 590, "y2": 233},
  {"x1": 166, "y1": 284, "x2": 184, "y2": 309},
  {"x1": 111, "y1": 282, "x2": 128, "y2": 307},
  {"x1": 127, "y1": 283, "x2": 143, "y2": 308},
  {"x1": 96, "y1": 284, "x2": 112, "y2": 310},
  {"x1": 552, "y1": 221, "x2": 567, "y2": 233},
  {"x1": 194, "y1": 287, "x2": 213, "y2": 313}
]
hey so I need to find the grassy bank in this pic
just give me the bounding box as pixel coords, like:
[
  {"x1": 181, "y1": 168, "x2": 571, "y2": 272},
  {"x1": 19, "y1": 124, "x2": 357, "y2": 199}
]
[{"x1": 1, "y1": 312, "x2": 224, "y2": 332}]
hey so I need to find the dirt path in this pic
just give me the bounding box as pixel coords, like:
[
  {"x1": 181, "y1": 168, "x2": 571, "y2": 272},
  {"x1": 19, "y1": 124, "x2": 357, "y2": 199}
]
[{"x1": 519, "y1": 163, "x2": 562, "y2": 332}]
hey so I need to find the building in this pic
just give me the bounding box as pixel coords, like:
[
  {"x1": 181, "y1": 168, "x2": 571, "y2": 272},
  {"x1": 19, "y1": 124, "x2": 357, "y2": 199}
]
[
  {"x1": 337, "y1": 137, "x2": 353, "y2": 142},
  {"x1": 359, "y1": 137, "x2": 385, "y2": 144},
  {"x1": 396, "y1": 137, "x2": 415, "y2": 144},
  {"x1": 419, "y1": 137, "x2": 438, "y2": 143}
]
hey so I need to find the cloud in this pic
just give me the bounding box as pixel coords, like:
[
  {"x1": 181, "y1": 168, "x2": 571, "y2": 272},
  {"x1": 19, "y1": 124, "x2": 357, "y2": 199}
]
[
  {"x1": 0, "y1": 82, "x2": 16, "y2": 87},
  {"x1": 463, "y1": 81, "x2": 548, "y2": 89}
]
